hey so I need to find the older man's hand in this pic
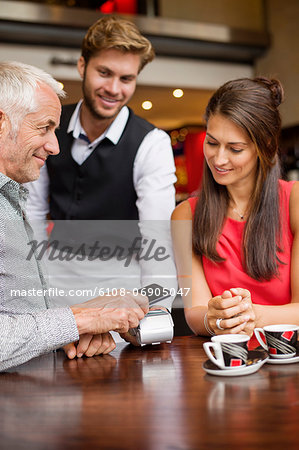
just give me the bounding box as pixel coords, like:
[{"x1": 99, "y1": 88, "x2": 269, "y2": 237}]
[
  {"x1": 119, "y1": 305, "x2": 168, "y2": 345},
  {"x1": 71, "y1": 291, "x2": 149, "y2": 336},
  {"x1": 63, "y1": 332, "x2": 116, "y2": 359}
]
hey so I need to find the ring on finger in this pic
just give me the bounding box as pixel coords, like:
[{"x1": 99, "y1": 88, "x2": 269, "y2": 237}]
[{"x1": 216, "y1": 318, "x2": 225, "y2": 331}]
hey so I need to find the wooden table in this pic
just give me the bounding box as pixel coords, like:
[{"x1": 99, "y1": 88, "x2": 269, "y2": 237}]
[{"x1": 1, "y1": 336, "x2": 299, "y2": 449}]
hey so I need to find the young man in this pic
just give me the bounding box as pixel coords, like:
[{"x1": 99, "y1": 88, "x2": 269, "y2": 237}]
[
  {"x1": 0, "y1": 61, "x2": 148, "y2": 372},
  {"x1": 26, "y1": 16, "x2": 177, "y2": 312}
]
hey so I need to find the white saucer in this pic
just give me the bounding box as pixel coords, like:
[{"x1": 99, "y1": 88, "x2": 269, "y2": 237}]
[
  {"x1": 203, "y1": 350, "x2": 269, "y2": 377},
  {"x1": 265, "y1": 342, "x2": 299, "y2": 365},
  {"x1": 266, "y1": 355, "x2": 299, "y2": 365}
]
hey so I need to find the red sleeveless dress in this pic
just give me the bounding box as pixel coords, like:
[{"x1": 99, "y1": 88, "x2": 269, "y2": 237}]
[
  {"x1": 188, "y1": 180, "x2": 295, "y2": 305},
  {"x1": 189, "y1": 180, "x2": 295, "y2": 348}
]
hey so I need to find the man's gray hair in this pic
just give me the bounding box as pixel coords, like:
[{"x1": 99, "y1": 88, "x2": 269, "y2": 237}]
[{"x1": 0, "y1": 61, "x2": 65, "y2": 136}]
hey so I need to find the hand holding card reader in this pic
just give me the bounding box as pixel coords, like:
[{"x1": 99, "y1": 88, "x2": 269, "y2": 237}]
[
  {"x1": 135, "y1": 309, "x2": 174, "y2": 346},
  {"x1": 131, "y1": 284, "x2": 174, "y2": 346}
]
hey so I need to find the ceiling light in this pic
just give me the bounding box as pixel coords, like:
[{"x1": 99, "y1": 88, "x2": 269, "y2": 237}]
[
  {"x1": 142, "y1": 100, "x2": 153, "y2": 110},
  {"x1": 173, "y1": 89, "x2": 184, "y2": 98}
]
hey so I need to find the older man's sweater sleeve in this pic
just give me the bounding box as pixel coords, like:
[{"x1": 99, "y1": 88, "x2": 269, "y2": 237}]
[{"x1": 0, "y1": 307, "x2": 79, "y2": 372}]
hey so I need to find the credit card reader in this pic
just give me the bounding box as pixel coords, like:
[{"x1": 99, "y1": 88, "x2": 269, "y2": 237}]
[{"x1": 133, "y1": 309, "x2": 174, "y2": 346}]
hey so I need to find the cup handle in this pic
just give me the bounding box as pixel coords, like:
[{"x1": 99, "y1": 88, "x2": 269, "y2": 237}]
[
  {"x1": 203, "y1": 342, "x2": 225, "y2": 369},
  {"x1": 254, "y1": 328, "x2": 268, "y2": 351}
]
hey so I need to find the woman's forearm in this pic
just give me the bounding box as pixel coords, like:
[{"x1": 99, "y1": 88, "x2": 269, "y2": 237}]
[
  {"x1": 253, "y1": 302, "x2": 299, "y2": 328},
  {"x1": 185, "y1": 305, "x2": 209, "y2": 336}
]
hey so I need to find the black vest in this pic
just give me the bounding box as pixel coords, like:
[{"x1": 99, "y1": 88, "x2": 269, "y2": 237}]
[{"x1": 47, "y1": 104, "x2": 155, "y2": 220}]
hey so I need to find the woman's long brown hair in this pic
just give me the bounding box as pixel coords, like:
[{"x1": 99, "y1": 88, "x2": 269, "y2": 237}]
[{"x1": 193, "y1": 77, "x2": 284, "y2": 281}]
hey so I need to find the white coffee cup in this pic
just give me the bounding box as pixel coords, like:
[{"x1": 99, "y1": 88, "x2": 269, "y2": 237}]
[
  {"x1": 254, "y1": 324, "x2": 299, "y2": 359},
  {"x1": 203, "y1": 334, "x2": 250, "y2": 370}
]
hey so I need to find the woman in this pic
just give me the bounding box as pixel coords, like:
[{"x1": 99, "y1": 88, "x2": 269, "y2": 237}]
[{"x1": 172, "y1": 77, "x2": 299, "y2": 338}]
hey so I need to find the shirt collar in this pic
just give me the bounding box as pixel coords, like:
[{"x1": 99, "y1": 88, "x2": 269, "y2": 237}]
[
  {"x1": 0, "y1": 172, "x2": 19, "y2": 191},
  {"x1": 0, "y1": 172, "x2": 11, "y2": 190},
  {"x1": 67, "y1": 101, "x2": 129, "y2": 146},
  {"x1": 0, "y1": 172, "x2": 28, "y2": 202}
]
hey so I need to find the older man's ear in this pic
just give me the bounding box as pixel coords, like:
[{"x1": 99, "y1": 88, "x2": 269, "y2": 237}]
[{"x1": 0, "y1": 110, "x2": 7, "y2": 134}]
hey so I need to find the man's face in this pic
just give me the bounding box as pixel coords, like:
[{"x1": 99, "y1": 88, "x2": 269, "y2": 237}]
[
  {"x1": 0, "y1": 83, "x2": 61, "y2": 183},
  {"x1": 78, "y1": 48, "x2": 140, "y2": 121}
]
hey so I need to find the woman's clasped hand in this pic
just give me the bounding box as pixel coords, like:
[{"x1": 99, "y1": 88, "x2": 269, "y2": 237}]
[{"x1": 207, "y1": 288, "x2": 256, "y2": 336}]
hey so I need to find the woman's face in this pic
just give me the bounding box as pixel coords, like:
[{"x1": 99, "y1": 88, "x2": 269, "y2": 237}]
[{"x1": 204, "y1": 113, "x2": 258, "y2": 190}]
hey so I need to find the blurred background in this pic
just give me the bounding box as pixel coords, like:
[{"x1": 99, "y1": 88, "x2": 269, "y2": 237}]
[{"x1": 1, "y1": 0, "x2": 299, "y2": 201}]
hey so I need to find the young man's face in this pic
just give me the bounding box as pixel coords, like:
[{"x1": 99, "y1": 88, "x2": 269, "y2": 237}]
[
  {"x1": 0, "y1": 83, "x2": 61, "y2": 184},
  {"x1": 78, "y1": 48, "x2": 141, "y2": 121}
]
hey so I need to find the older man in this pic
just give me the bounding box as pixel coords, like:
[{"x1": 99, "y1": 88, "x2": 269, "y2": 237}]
[{"x1": 0, "y1": 61, "x2": 148, "y2": 372}]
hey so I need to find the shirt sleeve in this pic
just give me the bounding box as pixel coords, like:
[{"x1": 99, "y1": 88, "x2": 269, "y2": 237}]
[
  {"x1": 0, "y1": 307, "x2": 79, "y2": 372},
  {"x1": 133, "y1": 128, "x2": 178, "y2": 309},
  {"x1": 133, "y1": 128, "x2": 177, "y2": 221}
]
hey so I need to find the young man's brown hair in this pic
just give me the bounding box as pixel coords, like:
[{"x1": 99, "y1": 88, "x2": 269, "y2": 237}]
[{"x1": 81, "y1": 15, "x2": 155, "y2": 72}]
